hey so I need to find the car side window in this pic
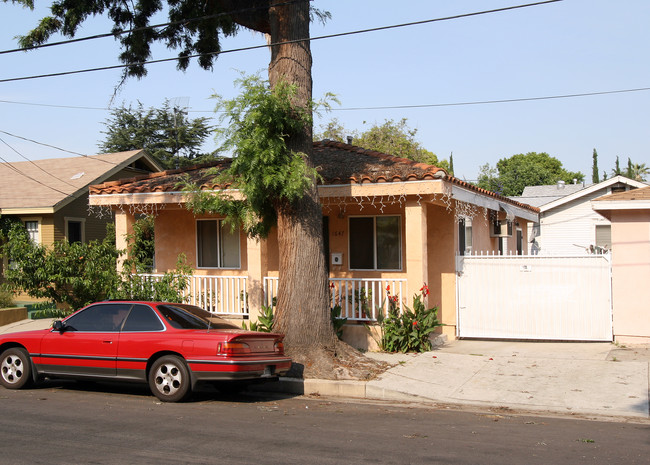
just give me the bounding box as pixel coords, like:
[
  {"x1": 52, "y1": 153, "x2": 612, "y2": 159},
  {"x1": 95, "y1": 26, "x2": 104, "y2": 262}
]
[
  {"x1": 122, "y1": 305, "x2": 165, "y2": 332},
  {"x1": 64, "y1": 303, "x2": 133, "y2": 332}
]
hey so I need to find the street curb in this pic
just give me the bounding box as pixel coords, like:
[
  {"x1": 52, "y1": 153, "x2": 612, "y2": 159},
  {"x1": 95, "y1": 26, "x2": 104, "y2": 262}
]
[{"x1": 256, "y1": 377, "x2": 424, "y2": 402}]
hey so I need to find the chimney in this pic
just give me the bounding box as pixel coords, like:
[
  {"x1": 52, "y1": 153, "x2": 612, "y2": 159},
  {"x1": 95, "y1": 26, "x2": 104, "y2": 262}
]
[{"x1": 346, "y1": 136, "x2": 353, "y2": 145}]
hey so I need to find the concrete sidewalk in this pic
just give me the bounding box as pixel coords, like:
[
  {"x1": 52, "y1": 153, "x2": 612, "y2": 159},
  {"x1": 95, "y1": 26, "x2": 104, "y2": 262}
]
[
  {"x1": 362, "y1": 340, "x2": 650, "y2": 420},
  {"x1": 2, "y1": 319, "x2": 649, "y2": 420}
]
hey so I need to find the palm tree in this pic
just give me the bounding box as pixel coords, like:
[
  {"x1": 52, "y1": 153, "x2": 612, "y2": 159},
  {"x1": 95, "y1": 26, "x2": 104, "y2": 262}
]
[{"x1": 631, "y1": 163, "x2": 650, "y2": 182}]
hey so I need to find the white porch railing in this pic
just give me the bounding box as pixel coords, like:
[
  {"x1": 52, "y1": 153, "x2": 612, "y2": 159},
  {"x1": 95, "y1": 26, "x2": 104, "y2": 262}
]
[
  {"x1": 138, "y1": 274, "x2": 248, "y2": 316},
  {"x1": 263, "y1": 277, "x2": 407, "y2": 322}
]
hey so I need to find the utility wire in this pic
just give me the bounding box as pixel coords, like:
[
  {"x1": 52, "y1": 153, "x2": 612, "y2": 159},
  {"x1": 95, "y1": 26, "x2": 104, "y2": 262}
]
[
  {"x1": 0, "y1": 0, "x2": 562, "y2": 84},
  {"x1": 0, "y1": 130, "x2": 119, "y2": 165},
  {"x1": 0, "y1": 136, "x2": 80, "y2": 189},
  {"x1": 0, "y1": 142, "x2": 74, "y2": 197},
  {"x1": 0, "y1": 0, "x2": 310, "y2": 56},
  {"x1": 3, "y1": 86, "x2": 648, "y2": 114},
  {"x1": 331, "y1": 87, "x2": 650, "y2": 111}
]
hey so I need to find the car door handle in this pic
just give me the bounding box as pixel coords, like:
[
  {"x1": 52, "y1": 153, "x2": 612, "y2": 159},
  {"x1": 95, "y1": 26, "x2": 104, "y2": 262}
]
[{"x1": 102, "y1": 340, "x2": 113, "y2": 344}]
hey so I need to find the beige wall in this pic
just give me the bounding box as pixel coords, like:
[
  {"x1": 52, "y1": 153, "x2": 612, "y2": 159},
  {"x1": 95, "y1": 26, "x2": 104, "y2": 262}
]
[
  {"x1": 426, "y1": 203, "x2": 457, "y2": 338},
  {"x1": 609, "y1": 210, "x2": 650, "y2": 344},
  {"x1": 154, "y1": 207, "x2": 248, "y2": 276}
]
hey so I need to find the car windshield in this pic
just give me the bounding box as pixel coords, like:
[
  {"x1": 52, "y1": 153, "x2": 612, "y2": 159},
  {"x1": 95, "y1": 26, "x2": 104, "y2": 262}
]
[{"x1": 157, "y1": 305, "x2": 209, "y2": 330}]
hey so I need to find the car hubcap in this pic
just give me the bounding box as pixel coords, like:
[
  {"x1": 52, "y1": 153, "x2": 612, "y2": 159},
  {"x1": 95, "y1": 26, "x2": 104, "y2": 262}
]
[
  {"x1": 1, "y1": 355, "x2": 24, "y2": 385},
  {"x1": 153, "y1": 363, "x2": 182, "y2": 396}
]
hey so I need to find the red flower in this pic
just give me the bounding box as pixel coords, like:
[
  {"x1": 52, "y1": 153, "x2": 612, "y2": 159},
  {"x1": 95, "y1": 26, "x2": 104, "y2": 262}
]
[
  {"x1": 413, "y1": 321, "x2": 418, "y2": 327},
  {"x1": 420, "y1": 284, "x2": 430, "y2": 297},
  {"x1": 329, "y1": 282, "x2": 335, "y2": 289}
]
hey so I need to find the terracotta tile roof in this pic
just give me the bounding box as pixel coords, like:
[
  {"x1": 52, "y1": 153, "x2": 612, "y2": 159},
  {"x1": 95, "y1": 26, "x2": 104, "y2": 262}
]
[
  {"x1": 89, "y1": 140, "x2": 538, "y2": 213},
  {"x1": 89, "y1": 159, "x2": 233, "y2": 195},
  {"x1": 0, "y1": 150, "x2": 156, "y2": 210}
]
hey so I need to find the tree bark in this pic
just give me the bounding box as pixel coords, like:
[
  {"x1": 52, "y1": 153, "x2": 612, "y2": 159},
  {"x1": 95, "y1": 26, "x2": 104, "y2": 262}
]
[{"x1": 265, "y1": 0, "x2": 337, "y2": 350}]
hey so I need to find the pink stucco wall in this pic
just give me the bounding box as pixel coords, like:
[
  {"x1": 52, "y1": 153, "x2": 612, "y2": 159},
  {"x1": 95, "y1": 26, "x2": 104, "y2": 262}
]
[{"x1": 609, "y1": 210, "x2": 650, "y2": 343}]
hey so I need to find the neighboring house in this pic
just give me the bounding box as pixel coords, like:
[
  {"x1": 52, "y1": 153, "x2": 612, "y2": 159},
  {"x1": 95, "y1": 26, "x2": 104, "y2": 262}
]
[
  {"x1": 513, "y1": 176, "x2": 647, "y2": 255},
  {"x1": 592, "y1": 186, "x2": 650, "y2": 344},
  {"x1": 89, "y1": 140, "x2": 538, "y2": 346},
  {"x1": 0, "y1": 150, "x2": 161, "y2": 276}
]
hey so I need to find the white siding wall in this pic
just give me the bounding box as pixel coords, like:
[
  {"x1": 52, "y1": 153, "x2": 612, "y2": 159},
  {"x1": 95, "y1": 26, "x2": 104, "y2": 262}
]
[{"x1": 536, "y1": 188, "x2": 612, "y2": 255}]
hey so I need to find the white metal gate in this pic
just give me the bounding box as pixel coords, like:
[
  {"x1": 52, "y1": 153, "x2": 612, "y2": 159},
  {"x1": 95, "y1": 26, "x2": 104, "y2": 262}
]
[{"x1": 456, "y1": 254, "x2": 613, "y2": 341}]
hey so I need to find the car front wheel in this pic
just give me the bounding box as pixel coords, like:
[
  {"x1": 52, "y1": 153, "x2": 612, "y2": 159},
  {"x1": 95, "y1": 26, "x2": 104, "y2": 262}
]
[
  {"x1": 148, "y1": 355, "x2": 191, "y2": 402},
  {"x1": 0, "y1": 348, "x2": 33, "y2": 389}
]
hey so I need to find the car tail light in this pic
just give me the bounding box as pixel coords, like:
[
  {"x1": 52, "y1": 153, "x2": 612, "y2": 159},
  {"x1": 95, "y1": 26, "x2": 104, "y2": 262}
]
[
  {"x1": 274, "y1": 341, "x2": 284, "y2": 355},
  {"x1": 217, "y1": 342, "x2": 252, "y2": 355}
]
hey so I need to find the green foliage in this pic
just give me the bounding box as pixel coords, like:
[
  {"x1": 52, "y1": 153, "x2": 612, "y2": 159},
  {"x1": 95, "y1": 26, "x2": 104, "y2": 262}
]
[
  {"x1": 592, "y1": 149, "x2": 600, "y2": 183},
  {"x1": 330, "y1": 305, "x2": 347, "y2": 340},
  {"x1": 0, "y1": 289, "x2": 14, "y2": 308},
  {"x1": 2, "y1": 223, "x2": 121, "y2": 309},
  {"x1": 99, "y1": 100, "x2": 218, "y2": 169},
  {"x1": 116, "y1": 254, "x2": 192, "y2": 303},
  {"x1": 127, "y1": 216, "x2": 155, "y2": 272},
  {"x1": 30, "y1": 302, "x2": 70, "y2": 319},
  {"x1": 377, "y1": 285, "x2": 440, "y2": 353},
  {"x1": 1, "y1": 222, "x2": 190, "y2": 310},
  {"x1": 242, "y1": 305, "x2": 275, "y2": 332},
  {"x1": 182, "y1": 74, "x2": 320, "y2": 238},
  {"x1": 477, "y1": 152, "x2": 585, "y2": 197}
]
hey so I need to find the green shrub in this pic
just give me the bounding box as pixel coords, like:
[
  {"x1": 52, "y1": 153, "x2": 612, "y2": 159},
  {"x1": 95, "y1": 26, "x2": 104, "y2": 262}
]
[
  {"x1": 378, "y1": 284, "x2": 441, "y2": 353},
  {"x1": 0, "y1": 289, "x2": 14, "y2": 308}
]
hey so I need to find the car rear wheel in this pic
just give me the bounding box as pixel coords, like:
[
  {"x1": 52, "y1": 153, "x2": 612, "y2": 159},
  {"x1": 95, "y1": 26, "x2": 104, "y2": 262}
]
[
  {"x1": 148, "y1": 355, "x2": 191, "y2": 402},
  {"x1": 0, "y1": 348, "x2": 33, "y2": 389}
]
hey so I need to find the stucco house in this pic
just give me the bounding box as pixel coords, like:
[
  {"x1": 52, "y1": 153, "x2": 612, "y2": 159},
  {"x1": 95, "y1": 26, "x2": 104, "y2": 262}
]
[
  {"x1": 88, "y1": 140, "x2": 538, "y2": 347},
  {"x1": 513, "y1": 176, "x2": 647, "y2": 255},
  {"x1": 592, "y1": 186, "x2": 650, "y2": 344}
]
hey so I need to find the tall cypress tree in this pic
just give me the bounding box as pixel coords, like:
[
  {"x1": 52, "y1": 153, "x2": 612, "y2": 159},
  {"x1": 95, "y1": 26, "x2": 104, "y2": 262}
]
[{"x1": 592, "y1": 149, "x2": 600, "y2": 183}]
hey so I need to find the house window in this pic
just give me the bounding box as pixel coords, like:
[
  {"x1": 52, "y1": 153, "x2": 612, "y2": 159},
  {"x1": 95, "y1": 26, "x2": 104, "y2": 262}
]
[
  {"x1": 595, "y1": 225, "x2": 611, "y2": 252},
  {"x1": 65, "y1": 218, "x2": 84, "y2": 243},
  {"x1": 24, "y1": 221, "x2": 39, "y2": 244},
  {"x1": 516, "y1": 229, "x2": 524, "y2": 255},
  {"x1": 197, "y1": 219, "x2": 240, "y2": 268},
  {"x1": 349, "y1": 216, "x2": 401, "y2": 270},
  {"x1": 458, "y1": 218, "x2": 473, "y2": 255}
]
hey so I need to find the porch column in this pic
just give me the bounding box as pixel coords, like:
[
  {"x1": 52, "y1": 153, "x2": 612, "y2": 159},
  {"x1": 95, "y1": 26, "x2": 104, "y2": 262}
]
[
  {"x1": 114, "y1": 209, "x2": 136, "y2": 273},
  {"x1": 404, "y1": 200, "x2": 428, "y2": 304},
  {"x1": 246, "y1": 236, "x2": 268, "y2": 324}
]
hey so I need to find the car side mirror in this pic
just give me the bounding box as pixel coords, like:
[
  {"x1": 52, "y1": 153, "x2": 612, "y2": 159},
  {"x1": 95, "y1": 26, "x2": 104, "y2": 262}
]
[{"x1": 52, "y1": 320, "x2": 65, "y2": 332}]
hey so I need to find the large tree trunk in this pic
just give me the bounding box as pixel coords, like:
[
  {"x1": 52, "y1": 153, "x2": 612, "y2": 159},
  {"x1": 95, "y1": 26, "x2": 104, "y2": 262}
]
[
  {"x1": 266, "y1": 0, "x2": 336, "y2": 350},
  {"x1": 229, "y1": 1, "x2": 388, "y2": 380}
]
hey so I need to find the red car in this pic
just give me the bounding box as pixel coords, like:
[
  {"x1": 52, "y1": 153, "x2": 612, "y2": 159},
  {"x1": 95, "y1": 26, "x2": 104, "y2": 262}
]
[{"x1": 0, "y1": 301, "x2": 291, "y2": 402}]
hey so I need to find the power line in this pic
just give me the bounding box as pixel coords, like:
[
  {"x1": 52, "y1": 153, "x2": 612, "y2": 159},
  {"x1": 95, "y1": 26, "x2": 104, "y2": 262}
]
[
  {"x1": 0, "y1": 141, "x2": 74, "y2": 197},
  {"x1": 331, "y1": 87, "x2": 650, "y2": 111},
  {"x1": 2, "y1": 85, "x2": 648, "y2": 114},
  {"x1": 0, "y1": 130, "x2": 118, "y2": 165},
  {"x1": 0, "y1": 136, "x2": 80, "y2": 189},
  {"x1": 0, "y1": 0, "x2": 310, "y2": 56},
  {"x1": 0, "y1": 0, "x2": 563, "y2": 84}
]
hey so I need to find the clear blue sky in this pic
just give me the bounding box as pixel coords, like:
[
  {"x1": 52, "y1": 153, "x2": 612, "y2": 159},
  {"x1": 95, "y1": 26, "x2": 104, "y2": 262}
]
[{"x1": 1, "y1": 0, "x2": 648, "y2": 182}]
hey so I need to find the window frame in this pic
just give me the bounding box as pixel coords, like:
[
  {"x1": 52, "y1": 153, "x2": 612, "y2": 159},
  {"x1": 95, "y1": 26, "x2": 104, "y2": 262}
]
[
  {"x1": 23, "y1": 219, "x2": 41, "y2": 245},
  {"x1": 64, "y1": 217, "x2": 86, "y2": 244},
  {"x1": 458, "y1": 217, "x2": 473, "y2": 256},
  {"x1": 196, "y1": 219, "x2": 241, "y2": 269},
  {"x1": 348, "y1": 215, "x2": 402, "y2": 271}
]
